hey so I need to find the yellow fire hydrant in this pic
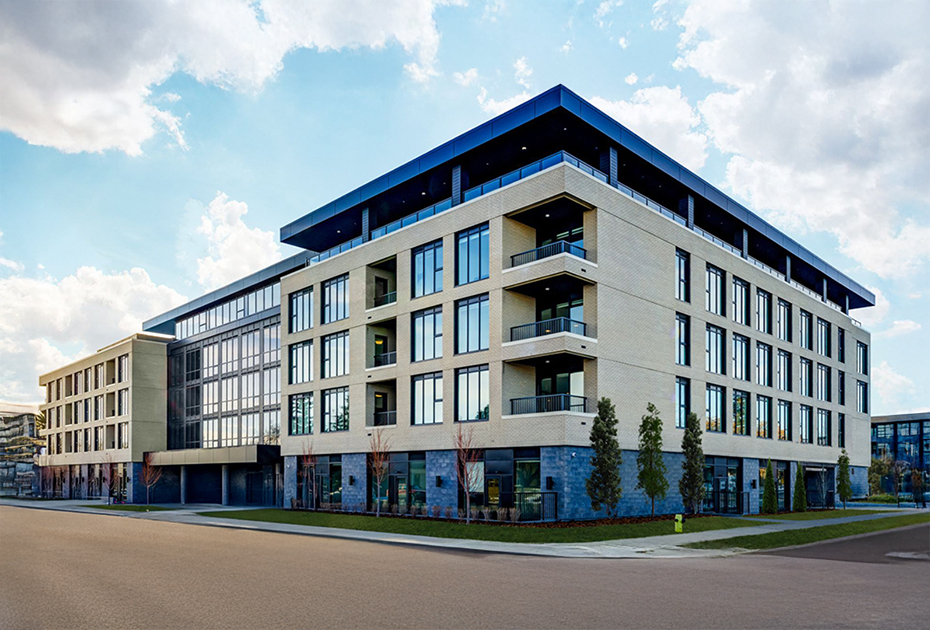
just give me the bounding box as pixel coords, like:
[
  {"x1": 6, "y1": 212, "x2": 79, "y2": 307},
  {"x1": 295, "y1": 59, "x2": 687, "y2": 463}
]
[{"x1": 674, "y1": 513, "x2": 684, "y2": 533}]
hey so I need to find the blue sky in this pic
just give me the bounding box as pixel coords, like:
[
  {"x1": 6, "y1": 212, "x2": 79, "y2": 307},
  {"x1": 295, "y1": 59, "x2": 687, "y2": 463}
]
[{"x1": 0, "y1": 0, "x2": 927, "y2": 410}]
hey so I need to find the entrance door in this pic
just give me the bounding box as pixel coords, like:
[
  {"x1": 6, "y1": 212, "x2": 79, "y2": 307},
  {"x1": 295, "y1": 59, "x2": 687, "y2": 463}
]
[{"x1": 391, "y1": 475, "x2": 408, "y2": 510}]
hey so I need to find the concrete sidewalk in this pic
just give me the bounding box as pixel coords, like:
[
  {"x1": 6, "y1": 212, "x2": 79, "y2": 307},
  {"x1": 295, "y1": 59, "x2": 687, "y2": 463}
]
[{"x1": 2, "y1": 498, "x2": 922, "y2": 559}]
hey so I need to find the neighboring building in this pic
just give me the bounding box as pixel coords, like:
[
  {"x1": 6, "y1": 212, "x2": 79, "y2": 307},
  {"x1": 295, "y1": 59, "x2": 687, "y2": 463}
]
[
  {"x1": 37, "y1": 333, "x2": 170, "y2": 502},
  {"x1": 871, "y1": 412, "x2": 930, "y2": 494},
  {"x1": 0, "y1": 402, "x2": 41, "y2": 497},
  {"x1": 38, "y1": 85, "x2": 875, "y2": 516}
]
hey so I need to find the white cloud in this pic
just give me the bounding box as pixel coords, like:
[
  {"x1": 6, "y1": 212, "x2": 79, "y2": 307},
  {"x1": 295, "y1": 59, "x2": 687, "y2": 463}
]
[
  {"x1": 855, "y1": 285, "x2": 890, "y2": 329},
  {"x1": 675, "y1": 0, "x2": 930, "y2": 279},
  {"x1": 560, "y1": 40, "x2": 573, "y2": 54},
  {"x1": 595, "y1": 1, "x2": 623, "y2": 27},
  {"x1": 453, "y1": 68, "x2": 478, "y2": 86},
  {"x1": 196, "y1": 192, "x2": 282, "y2": 291},
  {"x1": 0, "y1": 0, "x2": 458, "y2": 155},
  {"x1": 163, "y1": 93, "x2": 182, "y2": 103},
  {"x1": 874, "y1": 320, "x2": 922, "y2": 339},
  {"x1": 0, "y1": 257, "x2": 24, "y2": 272},
  {"x1": 650, "y1": 17, "x2": 668, "y2": 31},
  {"x1": 514, "y1": 57, "x2": 533, "y2": 89},
  {"x1": 482, "y1": 0, "x2": 504, "y2": 22},
  {"x1": 477, "y1": 87, "x2": 531, "y2": 116},
  {"x1": 617, "y1": 37, "x2": 629, "y2": 49},
  {"x1": 590, "y1": 86, "x2": 707, "y2": 171},
  {"x1": 872, "y1": 360, "x2": 917, "y2": 412},
  {"x1": 624, "y1": 72, "x2": 638, "y2": 85}
]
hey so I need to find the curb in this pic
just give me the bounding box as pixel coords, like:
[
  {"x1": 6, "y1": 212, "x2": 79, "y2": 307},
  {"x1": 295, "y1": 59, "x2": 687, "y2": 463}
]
[{"x1": 750, "y1": 521, "x2": 930, "y2": 554}]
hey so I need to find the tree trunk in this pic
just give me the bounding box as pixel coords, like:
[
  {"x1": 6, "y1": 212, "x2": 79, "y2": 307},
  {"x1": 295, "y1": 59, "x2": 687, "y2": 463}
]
[{"x1": 651, "y1": 497, "x2": 655, "y2": 516}]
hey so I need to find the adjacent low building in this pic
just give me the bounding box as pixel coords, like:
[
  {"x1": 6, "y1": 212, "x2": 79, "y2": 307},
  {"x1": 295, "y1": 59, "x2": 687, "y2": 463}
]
[{"x1": 871, "y1": 412, "x2": 929, "y2": 495}]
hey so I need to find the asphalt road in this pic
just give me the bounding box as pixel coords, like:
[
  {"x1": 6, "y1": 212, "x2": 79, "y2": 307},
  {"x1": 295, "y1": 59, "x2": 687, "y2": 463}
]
[
  {"x1": 1, "y1": 506, "x2": 928, "y2": 630},
  {"x1": 766, "y1": 522, "x2": 930, "y2": 564}
]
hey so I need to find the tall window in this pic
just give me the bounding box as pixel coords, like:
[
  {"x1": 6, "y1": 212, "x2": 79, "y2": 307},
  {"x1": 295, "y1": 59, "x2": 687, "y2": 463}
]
[
  {"x1": 675, "y1": 314, "x2": 690, "y2": 366},
  {"x1": 732, "y1": 334, "x2": 749, "y2": 381},
  {"x1": 322, "y1": 331, "x2": 349, "y2": 378},
  {"x1": 289, "y1": 341, "x2": 313, "y2": 384},
  {"x1": 676, "y1": 249, "x2": 690, "y2": 303},
  {"x1": 706, "y1": 325, "x2": 726, "y2": 375},
  {"x1": 412, "y1": 372, "x2": 443, "y2": 425},
  {"x1": 221, "y1": 416, "x2": 238, "y2": 447},
  {"x1": 756, "y1": 289, "x2": 772, "y2": 334},
  {"x1": 322, "y1": 274, "x2": 349, "y2": 324},
  {"x1": 289, "y1": 392, "x2": 313, "y2": 435},
  {"x1": 203, "y1": 381, "x2": 218, "y2": 415},
  {"x1": 837, "y1": 328, "x2": 846, "y2": 363},
  {"x1": 456, "y1": 294, "x2": 489, "y2": 354},
  {"x1": 857, "y1": 380, "x2": 869, "y2": 413},
  {"x1": 705, "y1": 384, "x2": 725, "y2": 432},
  {"x1": 777, "y1": 299, "x2": 792, "y2": 342},
  {"x1": 777, "y1": 350, "x2": 792, "y2": 391},
  {"x1": 756, "y1": 395, "x2": 772, "y2": 439},
  {"x1": 817, "y1": 318, "x2": 831, "y2": 357},
  {"x1": 241, "y1": 330, "x2": 260, "y2": 370},
  {"x1": 800, "y1": 405, "x2": 813, "y2": 444},
  {"x1": 117, "y1": 354, "x2": 129, "y2": 383},
  {"x1": 289, "y1": 288, "x2": 313, "y2": 333},
  {"x1": 263, "y1": 323, "x2": 281, "y2": 364},
  {"x1": 817, "y1": 364, "x2": 832, "y2": 402},
  {"x1": 817, "y1": 409, "x2": 831, "y2": 446},
  {"x1": 675, "y1": 377, "x2": 690, "y2": 429},
  {"x1": 117, "y1": 389, "x2": 129, "y2": 416},
  {"x1": 221, "y1": 337, "x2": 238, "y2": 375},
  {"x1": 756, "y1": 342, "x2": 772, "y2": 387},
  {"x1": 221, "y1": 377, "x2": 238, "y2": 413},
  {"x1": 263, "y1": 367, "x2": 280, "y2": 408},
  {"x1": 705, "y1": 264, "x2": 726, "y2": 316},
  {"x1": 241, "y1": 371, "x2": 260, "y2": 409},
  {"x1": 800, "y1": 358, "x2": 813, "y2": 397},
  {"x1": 203, "y1": 343, "x2": 219, "y2": 379},
  {"x1": 733, "y1": 390, "x2": 749, "y2": 436},
  {"x1": 456, "y1": 223, "x2": 489, "y2": 286},
  {"x1": 857, "y1": 342, "x2": 868, "y2": 375},
  {"x1": 733, "y1": 278, "x2": 750, "y2": 325},
  {"x1": 838, "y1": 371, "x2": 846, "y2": 406},
  {"x1": 799, "y1": 310, "x2": 813, "y2": 350},
  {"x1": 203, "y1": 418, "x2": 218, "y2": 448},
  {"x1": 456, "y1": 365, "x2": 489, "y2": 421},
  {"x1": 412, "y1": 307, "x2": 443, "y2": 362},
  {"x1": 412, "y1": 240, "x2": 443, "y2": 298},
  {"x1": 322, "y1": 387, "x2": 349, "y2": 432},
  {"x1": 838, "y1": 413, "x2": 846, "y2": 448},
  {"x1": 777, "y1": 400, "x2": 791, "y2": 441}
]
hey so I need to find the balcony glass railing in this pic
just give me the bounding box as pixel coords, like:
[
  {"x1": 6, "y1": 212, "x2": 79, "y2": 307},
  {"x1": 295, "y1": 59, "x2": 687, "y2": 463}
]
[
  {"x1": 373, "y1": 291, "x2": 396, "y2": 308},
  {"x1": 510, "y1": 240, "x2": 586, "y2": 268},
  {"x1": 464, "y1": 151, "x2": 606, "y2": 202},
  {"x1": 510, "y1": 317, "x2": 587, "y2": 341},
  {"x1": 510, "y1": 394, "x2": 588, "y2": 415},
  {"x1": 373, "y1": 411, "x2": 397, "y2": 426},
  {"x1": 373, "y1": 351, "x2": 396, "y2": 368}
]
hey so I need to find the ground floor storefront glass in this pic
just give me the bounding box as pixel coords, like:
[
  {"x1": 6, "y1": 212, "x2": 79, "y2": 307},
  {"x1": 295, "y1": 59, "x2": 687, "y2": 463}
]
[{"x1": 703, "y1": 457, "x2": 741, "y2": 514}]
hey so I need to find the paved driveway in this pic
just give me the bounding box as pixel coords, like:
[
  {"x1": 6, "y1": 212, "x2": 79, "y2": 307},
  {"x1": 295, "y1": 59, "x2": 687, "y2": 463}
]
[{"x1": 764, "y1": 523, "x2": 930, "y2": 564}]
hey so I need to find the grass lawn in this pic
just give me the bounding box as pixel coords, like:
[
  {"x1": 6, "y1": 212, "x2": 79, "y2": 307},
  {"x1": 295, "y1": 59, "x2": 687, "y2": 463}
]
[
  {"x1": 748, "y1": 509, "x2": 896, "y2": 521},
  {"x1": 685, "y1": 512, "x2": 929, "y2": 551},
  {"x1": 197, "y1": 509, "x2": 756, "y2": 543},
  {"x1": 83, "y1": 504, "x2": 174, "y2": 512}
]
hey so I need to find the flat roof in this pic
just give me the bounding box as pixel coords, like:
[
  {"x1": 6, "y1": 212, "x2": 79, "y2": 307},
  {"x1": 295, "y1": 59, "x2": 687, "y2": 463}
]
[
  {"x1": 872, "y1": 412, "x2": 930, "y2": 424},
  {"x1": 280, "y1": 84, "x2": 874, "y2": 309}
]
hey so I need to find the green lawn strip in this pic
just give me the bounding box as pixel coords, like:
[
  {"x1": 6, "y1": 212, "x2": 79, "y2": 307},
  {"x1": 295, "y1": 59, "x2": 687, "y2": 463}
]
[
  {"x1": 197, "y1": 509, "x2": 755, "y2": 543},
  {"x1": 749, "y1": 509, "x2": 896, "y2": 521},
  {"x1": 684, "y1": 512, "x2": 929, "y2": 551},
  {"x1": 82, "y1": 504, "x2": 174, "y2": 512}
]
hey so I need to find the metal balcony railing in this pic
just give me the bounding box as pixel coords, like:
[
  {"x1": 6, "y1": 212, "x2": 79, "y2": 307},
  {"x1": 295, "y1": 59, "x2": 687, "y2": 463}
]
[
  {"x1": 510, "y1": 394, "x2": 587, "y2": 415},
  {"x1": 373, "y1": 291, "x2": 396, "y2": 308},
  {"x1": 510, "y1": 317, "x2": 587, "y2": 341},
  {"x1": 373, "y1": 411, "x2": 397, "y2": 426},
  {"x1": 373, "y1": 351, "x2": 396, "y2": 368},
  {"x1": 510, "y1": 240, "x2": 587, "y2": 268}
]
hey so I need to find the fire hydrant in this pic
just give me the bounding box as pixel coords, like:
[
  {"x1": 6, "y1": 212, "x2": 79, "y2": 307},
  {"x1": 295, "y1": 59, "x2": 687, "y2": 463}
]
[{"x1": 674, "y1": 513, "x2": 684, "y2": 533}]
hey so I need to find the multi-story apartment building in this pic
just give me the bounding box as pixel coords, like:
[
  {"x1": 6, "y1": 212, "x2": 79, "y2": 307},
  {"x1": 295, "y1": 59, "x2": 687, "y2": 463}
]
[
  {"x1": 872, "y1": 412, "x2": 930, "y2": 495},
  {"x1": 37, "y1": 333, "x2": 169, "y2": 501},
  {"x1": 38, "y1": 85, "x2": 874, "y2": 517}
]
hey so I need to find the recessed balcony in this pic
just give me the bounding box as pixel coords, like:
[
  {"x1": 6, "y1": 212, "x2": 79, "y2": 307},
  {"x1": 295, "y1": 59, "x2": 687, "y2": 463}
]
[
  {"x1": 510, "y1": 317, "x2": 588, "y2": 342},
  {"x1": 510, "y1": 394, "x2": 588, "y2": 415},
  {"x1": 373, "y1": 350, "x2": 396, "y2": 368},
  {"x1": 510, "y1": 240, "x2": 586, "y2": 268},
  {"x1": 372, "y1": 291, "x2": 396, "y2": 308}
]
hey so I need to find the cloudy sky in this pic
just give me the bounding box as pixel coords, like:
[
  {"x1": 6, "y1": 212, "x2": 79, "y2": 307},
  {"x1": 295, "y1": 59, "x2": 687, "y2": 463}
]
[{"x1": 0, "y1": 0, "x2": 927, "y2": 412}]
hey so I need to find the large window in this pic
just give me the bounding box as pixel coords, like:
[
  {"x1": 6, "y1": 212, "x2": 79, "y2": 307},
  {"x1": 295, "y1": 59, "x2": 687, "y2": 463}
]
[
  {"x1": 412, "y1": 372, "x2": 443, "y2": 425},
  {"x1": 756, "y1": 342, "x2": 772, "y2": 387},
  {"x1": 456, "y1": 365, "x2": 489, "y2": 421},
  {"x1": 117, "y1": 389, "x2": 129, "y2": 416},
  {"x1": 705, "y1": 384, "x2": 725, "y2": 432},
  {"x1": 221, "y1": 377, "x2": 238, "y2": 413},
  {"x1": 412, "y1": 307, "x2": 443, "y2": 362},
  {"x1": 706, "y1": 324, "x2": 726, "y2": 375},
  {"x1": 221, "y1": 337, "x2": 238, "y2": 375},
  {"x1": 676, "y1": 377, "x2": 690, "y2": 429},
  {"x1": 289, "y1": 341, "x2": 313, "y2": 384},
  {"x1": 800, "y1": 357, "x2": 813, "y2": 397},
  {"x1": 732, "y1": 277, "x2": 750, "y2": 326},
  {"x1": 777, "y1": 400, "x2": 791, "y2": 441},
  {"x1": 289, "y1": 289, "x2": 313, "y2": 333},
  {"x1": 203, "y1": 343, "x2": 219, "y2": 379},
  {"x1": 756, "y1": 395, "x2": 772, "y2": 439},
  {"x1": 456, "y1": 294, "x2": 489, "y2": 354},
  {"x1": 203, "y1": 381, "x2": 218, "y2": 415},
  {"x1": 733, "y1": 389, "x2": 749, "y2": 436},
  {"x1": 322, "y1": 387, "x2": 349, "y2": 432},
  {"x1": 241, "y1": 371, "x2": 260, "y2": 410},
  {"x1": 732, "y1": 333, "x2": 749, "y2": 381},
  {"x1": 241, "y1": 330, "x2": 260, "y2": 370},
  {"x1": 675, "y1": 314, "x2": 690, "y2": 366},
  {"x1": 817, "y1": 409, "x2": 831, "y2": 446},
  {"x1": 322, "y1": 331, "x2": 350, "y2": 378},
  {"x1": 838, "y1": 327, "x2": 846, "y2": 363},
  {"x1": 413, "y1": 240, "x2": 443, "y2": 298},
  {"x1": 263, "y1": 367, "x2": 280, "y2": 408},
  {"x1": 777, "y1": 350, "x2": 792, "y2": 392},
  {"x1": 705, "y1": 264, "x2": 726, "y2": 316},
  {"x1": 800, "y1": 405, "x2": 813, "y2": 444},
  {"x1": 175, "y1": 283, "x2": 280, "y2": 340},
  {"x1": 838, "y1": 413, "x2": 846, "y2": 448},
  {"x1": 117, "y1": 354, "x2": 129, "y2": 383},
  {"x1": 817, "y1": 364, "x2": 832, "y2": 402},
  {"x1": 456, "y1": 223, "x2": 489, "y2": 286},
  {"x1": 676, "y1": 249, "x2": 690, "y2": 303},
  {"x1": 185, "y1": 349, "x2": 201, "y2": 381},
  {"x1": 857, "y1": 341, "x2": 869, "y2": 375},
  {"x1": 799, "y1": 310, "x2": 813, "y2": 350},
  {"x1": 221, "y1": 416, "x2": 238, "y2": 447},
  {"x1": 263, "y1": 323, "x2": 281, "y2": 364},
  {"x1": 756, "y1": 289, "x2": 772, "y2": 334},
  {"x1": 857, "y1": 380, "x2": 869, "y2": 413},
  {"x1": 322, "y1": 274, "x2": 349, "y2": 324},
  {"x1": 777, "y1": 299, "x2": 792, "y2": 342},
  {"x1": 817, "y1": 318, "x2": 831, "y2": 357},
  {"x1": 289, "y1": 392, "x2": 313, "y2": 435},
  {"x1": 838, "y1": 371, "x2": 845, "y2": 406}
]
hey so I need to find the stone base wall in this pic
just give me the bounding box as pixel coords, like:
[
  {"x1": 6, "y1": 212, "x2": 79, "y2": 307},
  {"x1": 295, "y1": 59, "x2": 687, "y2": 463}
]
[
  {"x1": 341, "y1": 453, "x2": 367, "y2": 509},
  {"x1": 425, "y1": 450, "x2": 457, "y2": 511}
]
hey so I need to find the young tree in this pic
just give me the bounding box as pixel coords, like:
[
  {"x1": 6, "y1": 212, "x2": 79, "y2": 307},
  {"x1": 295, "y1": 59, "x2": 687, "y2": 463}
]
[
  {"x1": 761, "y1": 459, "x2": 777, "y2": 515},
  {"x1": 369, "y1": 428, "x2": 392, "y2": 517},
  {"x1": 868, "y1": 456, "x2": 890, "y2": 496},
  {"x1": 890, "y1": 459, "x2": 907, "y2": 507},
  {"x1": 454, "y1": 423, "x2": 482, "y2": 524},
  {"x1": 678, "y1": 412, "x2": 705, "y2": 515},
  {"x1": 836, "y1": 450, "x2": 852, "y2": 509},
  {"x1": 636, "y1": 403, "x2": 668, "y2": 516},
  {"x1": 300, "y1": 440, "x2": 318, "y2": 509},
  {"x1": 586, "y1": 398, "x2": 623, "y2": 518},
  {"x1": 911, "y1": 469, "x2": 926, "y2": 508},
  {"x1": 792, "y1": 464, "x2": 807, "y2": 512},
  {"x1": 139, "y1": 453, "x2": 163, "y2": 505}
]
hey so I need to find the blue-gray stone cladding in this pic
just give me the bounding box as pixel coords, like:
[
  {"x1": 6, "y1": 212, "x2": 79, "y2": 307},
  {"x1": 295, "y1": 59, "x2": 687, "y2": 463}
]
[
  {"x1": 283, "y1": 456, "x2": 297, "y2": 507},
  {"x1": 851, "y1": 465, "x2": 868, "y2": 499},
  {"x1": 341, "y1": 453, "x2": 367, "y2": 510},
  {"x1": 426, "y1": 450, "x2": 458, "y2": 510},
  {"x1": 742, "y1": 458, "x2": 760, "y2": 515}
]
